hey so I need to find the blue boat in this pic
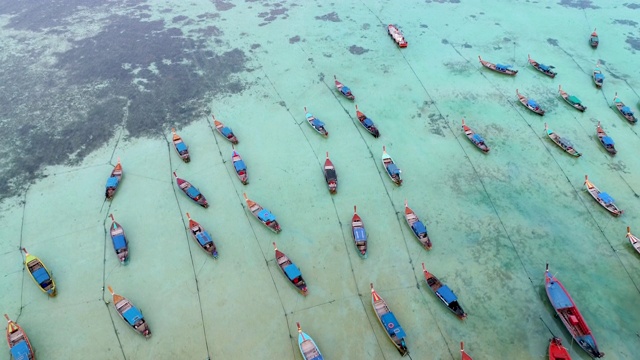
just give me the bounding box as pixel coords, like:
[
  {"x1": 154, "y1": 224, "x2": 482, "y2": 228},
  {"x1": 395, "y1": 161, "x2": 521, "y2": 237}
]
[
  {"x1": 404, "y1": 200, "x2": 432, "y2": 250},
  {"x1": 4, "y1": 314, "x2": 35, "y2": 360},
  {"x1": 613, "y1": 93, "x2": 637, "y2": 124},
  {"x1": 109, "y1": 214, "x2": 129, "y2": 264},
  {"x1": 517, "y1": 89, "x2": 545, "y2": 115},
  {"x1": 478, "y1": 55, "x2": 518, "y2": 75},
  {"x1": 422, "y1": 263, "x2": 466, "y2": 319},
  {"x1": 105, "y1": 158, "x2": 122, "y2": 200},
  {"x1": 355, "y1": 105, "x2": 380, "y2": 138},
  {"x1": 274, "y1": 242, "x2": 307, "y2": 295},
  {"x1": 296, "y1": 322, "x2": 323, "y2": 360},
  {"x1": 108, "y1": 286, "x2": 151, "y2": 338},
  {"x1": 593, "y1": 62, "x2": 604, "y2": 88},
  {"x1": 173, "y1": 172, "x2": 208, "y2": 208},
  {"x1": 171, "y1": 128, "x2": 190, "y2": 163},
  {"x1": 528, "y1": 54, "x2": 556, "y2": 78},
  {"x1": 213, "y1": 115, "x2": 238, "y2": 144},
  {"x1": 244, "y1": 193, "x2": 281, "y2": 233},
  {"x1": 334, "y1": 75, "x2": 355, "y2": 100},
  {"x1": 351, "y1": 206, "x2": 368, "y2": 258},
  {"x1": 370, "y1": 283, "x2": 409, "y2": 356},
  {"x1": 186, "y1": 213, "x2": 218, "y2": 258},
  {"x1": 596, "y1": 121, "x2": 616, "y2": 155},
  {"x1": 304, "y1": 107, "x2": 328, "y2": 137},
  {"x1": 232, "y1": 148, "x2": 248, "y2": 185},
  {"x1": 462, "y1": 118, "x2": 490, "y2": 153}
]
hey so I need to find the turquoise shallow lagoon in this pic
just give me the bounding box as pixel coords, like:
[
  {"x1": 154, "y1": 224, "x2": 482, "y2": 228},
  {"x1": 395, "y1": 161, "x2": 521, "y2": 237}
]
[{"x1": 1, "y1": 0, "x2": 640, "y2": 359}]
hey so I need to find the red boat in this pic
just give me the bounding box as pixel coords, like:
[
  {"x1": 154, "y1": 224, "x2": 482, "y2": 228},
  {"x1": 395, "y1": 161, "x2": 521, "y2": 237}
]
[
  {"x1": 105, "y1": 158, "x2": 123, "y2": 200},
  {"x1": 460, "y1": 341, "x2": 472, "y2": 360},
  {"x1": 351, "y1": 205, "x2": 368, "y2": 258},
  {"x1": 387, "y1": 24, "x2": 407, "y2": 48},
  {"x1": 173, "y1": 172, "x2": 208, "y2": 208},
  {"x1": 212, "y1": 115, "x2": 238, "y2": 144},
  {"x1": 478, "y1": 56, "x2": 518, "y2": 75},
  {"x1": 232, "y1": 147, "x2": 248, "y2": 185},
  {"x1": 334, "y1": 75, "x2": 355, "y2": 100},
  {"x1": 548, "y1": 337, "x2": 571, "y2": 360},
  {"x1": 273, "y1": 242, "x2": 307, "y2": 295},
  {"x1": 589, "y1": 28, "x2": 598, "y2": 48},
  {"x1": 323, "y1": 152, "x2": 337, "y2": 193},
  {"x1": 4, "y1": 314, "x2": 35, "y2": 360}
]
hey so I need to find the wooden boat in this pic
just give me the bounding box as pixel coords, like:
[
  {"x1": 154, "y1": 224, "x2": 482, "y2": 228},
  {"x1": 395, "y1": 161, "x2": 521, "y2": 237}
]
[
  {"x1": 421, "y1": 263, "x2": 466, "y2": 319},
  {"x1": 334, "y1": 75, "x2": 355, "y2": 100},
  {"x1": 212, "y1": 115, "x2": 238, "y2": 144},
  {"x1": 107, "y1": 285, "x2": 151, "y2": 338},
  {"x1": 584, "y1": 175, "x2": 622, "y2": 216},
  {"x1": 387, "y1": 24, "x2": 407, "y2": 48},
  {"x1": 549, "y1": 337, "x2": 572, "y2": 360},
  {"x1": 528, "y1": 54, "x2": 556, "y2": 78},
  {"x1": 232, "y1": 147, "x2": 248, "y2": 185},
  {"x1": 4, "y1": 314, "x2": 35, "y2": 360},
  {"x1": 109, "y1": 214, "x2": 129, "y2": 264},
  {"x1": 186, "y1": 213, "x2": 218, "y2": 258},
  {"x1": 596, "y1": 121, "x2": 616, "y2": 155},
  {"x1": 478, "y1": 56, "x2": 518, "y2": 75},
  {"x1": 558, "y1": 85, "x2": 586, "y2": 112},
  {"x1": 296, "y1": 322, "x2": 323, "y2": 360},
  {"x1": 544, "y1": 264, "x2": 604, "y2": 358},
  {"x1": 355, "y1": 105, "x2": 380, "y2": 137},
  {"x1": 590, "y1": 28, "x2": 599, "y2": 48},
  {"x1": 593, "y1": 62, "x2": 604, "y2": 88},
  {"x1": 461, "y1": 118, "x2": 489, "y2": 153},
  {"x1": 304, "y1": 107, "x2": 328, "y2": 137},
  {"x1": 105, "y1": 158, "x2": 122, "y2": 200},
  {"x1": 545, "y1": 123, "x2": 581, "y2": 157},
  {"x1": 404, "y1": 200, "x2": 432, "y2": 250},
  {"x1": 273, "y1": 242, "x2": 307, "y2": 295},
  {"x1": 460, "y1": 342, "x2": 473, "y2": 360},
  {"x1": 613, "y1": 93, "x2": 638, "y2": 124},
  {"x1": 370, "y1": 283, "x2": 409, "y2": 356},
  {"x1": 171, "y1": 128, "x2": 190, "y2": 162},
  {"x1": 243, "y1": 193, "x2": 281, "y2": 233},
  {"x1": 517, "y1": 89, "x2": 545, "y2": 115},
  {"x1": 323, "y1": 152, "x2": 337, "y2": 193},
  {"x1": 382, "y1": 146, "x2": 402, "y2": 185},
  {"x1": 22, "y1": 248, "x2": 56, "y2": 297},
  {"x1": 173, "y1": 172, "x2": 208, "y2": 208},
  {"x1": 626, "y1": 227, "x2": 640, "y2": 256},
  {"x1": 351, "y1": 206, "x2": 368, "y2": 258}
]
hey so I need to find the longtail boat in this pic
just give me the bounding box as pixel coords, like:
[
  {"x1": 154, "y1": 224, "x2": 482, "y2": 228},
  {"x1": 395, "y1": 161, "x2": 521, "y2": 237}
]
[
  {"x1": 4, "y1": 314, "x2": 35, "y2": 360},
  {"x1": 273, "y1": 242, "x2": 307, "y2": 295},
  {"x1": 304, "y1": 107, "x2": 328, "y2": 137},
  {"x1": 323, "y1": 152, "x2": 337, "y2": 193},
  {"x1": 405, "y1": 200, "x2": 432, "y2": 250},
  {"x1": 478, "y1": 56, "x2": 518, "y2": 75},
  {"x1": 109, "y1": 214, "x2": 129, "y2": 264},
  {"x1": 613, "y1": 93, "x2": 637, "y2": 124},
  {"x1": 370, "y1": 283, "x2": 409, "y2": 356},
  {"x1": 422, "y1": 263, "x2": 466, "y2": 319},
  {"x1": 231, "y1": 147, "x2": 248, "y2": 185},
  {"x1": 545, "y1": 123, "x2": 581, "y2": 157},
  {"x1": 388, "y1": 24, "x2": 407, "y2": 48},
  {"x1": 355, "y1": 105, "x2": 380, "y2": 138},
  {"x1": 549, "y1": 337, "x2": 572, "y2": 360},
  {"x1": 584, "y1": 175, "x2": 622, "y2": 216},
  {"x1": 596, "y1": 121, "x2": 616, "y2": 155},
  {"x1": 173, "y1": 172, "x2": 208, "y2": 208},
  {"x1": 593, "y1": 62, "x2": 604, "y2": 88},
  {"x1": 626, "y1": 227, "x2": 640, "y2": 256},
  {"x1": 517, "y1": 89, "x2": 545, "y2": 115},
  {"x1": 296, "y1": 322, "x2": 323, "y2": 360},
  {"x1": 243, "y1": 193, "x2": 281, "y2": 233},
  {"x1": 528, "y1": 54, "x2": 556, "y2": 78},
  {"x1": 382, "y1": 146, "x2": 402, "y2": 185},
  {"x1": 461, "y1": 118, "x2": 489, "y2": 153},
  {"x1": 334, "y1": 75, "x2": 355, "y2": 100},
  {"x1": 107, "y1": 285, "x2": 151, "y2": 338},
  {"x1": 171, "y1": 128, "x2": 190, "y2": 162},
  {"x1": 212, "y1": 115, "x2": 238, "y2": 144},
  {"x1": 351, "y1": 206, "x2": 368, "y2": 258},
  {"x1": 460, "y1": 342, "x2": 473, "y2": 360},
  {"x1": 186, "y1": 213, "x2": 218, "y2": 258},
  {"x1": 105, "y1": 158, "x2": 122, "y2": 200},
  {"x1": 544, "y1": 264, "x2": 604, "y2": 358},
  {"x1": 22, "y1": 248, "x2": 56, "y2": 297},
  {"x1": 590, "y1": 28, "x2": 599, "y2": 48},
  {"x1": 558, "y1": 85, "x2": 586, "y2": 112}
]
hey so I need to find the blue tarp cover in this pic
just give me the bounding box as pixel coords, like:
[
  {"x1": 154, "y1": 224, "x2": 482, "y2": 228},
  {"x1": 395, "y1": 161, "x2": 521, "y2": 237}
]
[
  {"x1": 196, "y1": 232, "x2": 212, "y2": 246},
  {"x1": 112, "y1": 234, "x2": 127, "y2": 250},
  {"x1": 602, "y1": 136, "x2": 614, "y2": 146},
  {"x1": 363, "y1": 118, "x2": 374, "y2": 127},
  {"x1": 547, "y1": 281, "x2": 573, "y2": 309},
  {"x1": 284, "y1": 264, "x2": 301, "y2": 280},
  {"x1": 311, "y1": 119, "x2": 325, "y2": 127},
  {"x1": 598, "y1": 192, "x2": 614, "y2": 204},
  {"x1": 527, "y1": 99, "x2": 539, "y2": 108},
  {"x1": 381, "y1": 312, "x2": 407, "y2": 338},
  {"x1": 176, "y1": 142, "x2": 187, "y2": 152},
  {"x1": 472, "y1": 134, "x2": 484, "y2": 143},
  {"x1": 354, "y1": 227, "x2": 367, "y2": 241},
  {"x1": 559, "y1": 138, "x2": 573, "y2": 148},
  {"x1": 595, "y1": 73, "x2": 604, "y2": 80},
  {"x1": 539, "y1": 64, "x2": 550, "y2": 71},
  {"x1": 106, "y1": 176, "x2": 119, "y2": 188},
  {"x1": 387, "y1": 163, "x2": 400, "y2": 176},
  {"x1": 341, "y1": 86, "x2": 351, "y2": 94},
  {"x1": 221, "y1": 127, "x2": 233, "y2": 136},
  {"x1": 412, "y1": 221, "x2": 427, "y2": 235},
  {"x1": 234, "y1": 160, "x2": 246, "y2": 172},
  {"x1": 257, "y1": 209, "x2": 276, "y2": 222},
  {"x1": 496, "y1": 63, "x2": 510, "y2": 70},
  {"x1": 622, "y1": 106, "x2": 633, "y2": 115},
  {"x1": 10, "y1": 340, "x2": 31, "y2": 360},
  {"x1": 437, "y1": 285, "x2": 458, "y2": 304},
  {"x1": 32, "y1": 267, "x2": 50, "y2": 286},
  {"x1": 123, "y1": 307, "x2": 143, "y2": 326},
  {"x1": 186, "y1": 186, "x2": 200, "y2": 198}
]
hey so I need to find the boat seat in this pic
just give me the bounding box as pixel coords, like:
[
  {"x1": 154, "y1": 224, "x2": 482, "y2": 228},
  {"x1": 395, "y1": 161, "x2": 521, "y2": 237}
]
[{"x1": 9, "y1": 331, "x2": 22, "y2": 342}]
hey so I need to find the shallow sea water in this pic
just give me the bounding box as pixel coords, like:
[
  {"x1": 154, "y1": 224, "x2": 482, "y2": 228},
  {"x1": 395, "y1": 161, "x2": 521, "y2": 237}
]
[{"x1": 1, "y1": 0, "x2": 640, "y2": 359}]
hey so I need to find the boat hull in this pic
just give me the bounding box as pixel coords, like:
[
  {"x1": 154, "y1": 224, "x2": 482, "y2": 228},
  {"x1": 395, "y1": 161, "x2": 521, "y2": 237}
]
[{"x1": 24, "y1": 253, "x2": 56, "y2": 297}]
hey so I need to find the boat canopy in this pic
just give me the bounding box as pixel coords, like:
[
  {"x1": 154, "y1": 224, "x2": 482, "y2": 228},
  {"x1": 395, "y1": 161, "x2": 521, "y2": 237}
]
[
  {"x1": 284, "y1": 263, "x2": 302, "y2": 280},
  {"x1": 305, "y1": 113, "x2": 313, "y2": 119},
  {"x1": 472, "y1": 133, "x2": 484, "y2": 143},
  {"x1": 598, "y1": 192, "x2": 614, "y2": 205},
  {"x1": 567, "y1": 95, "x2": 581, "y2": 104},
  {"x1": 381, "y1": 312, "x2": 406, "y2": 338},
  {"x1": 547, "y1": 281, "x2": 573, "y2": 309},
  {"x1": 558, "y1": 138, "x2": 573, "y2": 148},
  {"x1": 341, "y1": 86, "x2": 351, "y2": 95},
  {"x1": 325, "y1": 168, "x2": 337, "y2": 180},
  {"x1": 437, "y1": 285, "x2": 458, "y2": 304},
  {"x1": 363, "y1": 118, "x2": 374, "y2": 127},
  {"x1": 412, "y1": 221, "x2": 427, "y2": 235},
  {"x1": 106, "y1": 176, "x2": 119, "y2": 188},
  {"x1": 32, "y1": 267, "x2": 50, "y2": 286},
  {"x1": 196, "y1": 232, "x2": 213, "y2": 246},
  {"x1": 221, "y1": 127, "x2": 233, "y2": 137},
  {"x1": 496, "y1": 63, "x2": 511, "y2": 71},
  {"x1": 258, "y1": 209, "x2": 276, "y2": 222},
  {"x1": 186, "y1": 186, "x2": 200, "y2": 198},
  {"x1": 538, "y1": 63, "x2": 550, "y2": 71},
  {"x1": 527, "y1": 99, "x2": 539, "y2": 108},
  {"x1": 311, "y1": 118, "x2": 325, "y2": 128},
  {"x1": 176, "y1": 142, "x2": 187, "y2": 152},
  {"x1": 354, "y1": 227, "x2": 367, "y2": 241},
  {"x1": 602, "y1": 136, "x2": 614, "y2": 146},
  {"x1": 387, "y1": 163, "x2": 401, "y2": 176},
  {"x1": 10, "y1": 340, "x2": 31, "y2": 360},
  {"x1": 234, "y1": 160, "x2": 247, "y2": 172},
  {"x1": 594, "y1": 73, "x2": 604, "y2": 80},
  {"x1": 621, "y1": 106, "x2": 633, "y2": 115},
  {"x1": 112, "y1": 234, "x2": 127, "y2": 250},
  {"x1": 122, "y1": 307, "x2": 144, "y2": 326}
]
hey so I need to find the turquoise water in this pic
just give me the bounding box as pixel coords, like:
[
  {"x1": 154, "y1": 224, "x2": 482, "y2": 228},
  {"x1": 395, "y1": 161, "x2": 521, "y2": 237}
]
[{"x1": 2, "y1": 0, "x2": 640, "y2": 359}]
